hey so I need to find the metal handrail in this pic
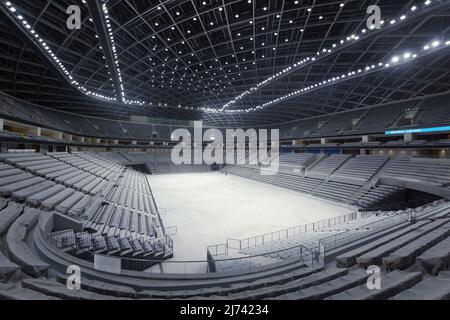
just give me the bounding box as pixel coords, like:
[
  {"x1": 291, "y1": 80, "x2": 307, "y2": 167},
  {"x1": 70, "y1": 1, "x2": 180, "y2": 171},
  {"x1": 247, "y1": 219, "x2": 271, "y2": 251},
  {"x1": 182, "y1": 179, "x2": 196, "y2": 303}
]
[
  {"x1": 218, "y1": 211, "x2": 358, "y2": 252},
  {"x1": 318, "y1": 212, "x2": 408, "y2": 252},
  {"x1": 47, "y1": 233, "x2": 314, "y2": 274}
]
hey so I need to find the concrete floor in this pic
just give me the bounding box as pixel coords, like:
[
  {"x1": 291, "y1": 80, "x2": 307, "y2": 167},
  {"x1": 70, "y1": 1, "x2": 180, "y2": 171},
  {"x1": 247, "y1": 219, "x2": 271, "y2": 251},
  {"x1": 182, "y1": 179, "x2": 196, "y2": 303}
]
[{"x1": 147, "y1": 172, "x2": 352, "y2": 265}]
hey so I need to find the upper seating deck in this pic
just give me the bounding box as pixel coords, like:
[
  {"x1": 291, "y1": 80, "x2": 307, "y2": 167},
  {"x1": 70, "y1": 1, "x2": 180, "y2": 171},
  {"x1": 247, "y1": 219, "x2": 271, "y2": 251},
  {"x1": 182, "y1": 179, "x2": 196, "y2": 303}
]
[{"x1": 381, "y1": 157, "x2": 450, "y2": 186}]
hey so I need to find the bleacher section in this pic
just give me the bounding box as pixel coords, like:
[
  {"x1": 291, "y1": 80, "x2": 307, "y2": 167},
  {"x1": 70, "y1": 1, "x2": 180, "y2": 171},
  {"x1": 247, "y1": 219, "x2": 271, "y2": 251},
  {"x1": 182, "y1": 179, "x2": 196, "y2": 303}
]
[
  {"x1": 319, "y1": 110, "x2": 365, "y2": 135},
  {"x1": 355, "y1": 185, "x2": 406, "y2": 211},
  {"x1": 381, "y1": 157, "x2": 450, "y2": 186},
  {"x1": 0, "y1": 151, "x2": 171, "y2": 275},
  {"x1": 2, "y1": 92, "x2": 450, "y2": 143},
  {"x1": 223, "y1": 152, "x2": 449, "y2": 211},
  {"x1": 279, "y1": 153, "x2": 315, "y2": 166},
  {"x1": 0, "y1": 161, "x2": 449, "y2": 299},
  {"x1": 355, "y1": 103, "x2": 404, "y2": 132},
  {"x1": 92, "y1": 152, "x2": 211, "y2": 175},
  {"x1": 416, "y1": 95, "x2": 450, "y2": 127},
  {"x1": 331, "y1": 155, "x2": 389, "y2": 185},
  {"x1": 1, "y1": 149, "x2": 450, "y2": 300},
  {"x1": 306, "y1": 154, "x2": 351, "y2": 179}
]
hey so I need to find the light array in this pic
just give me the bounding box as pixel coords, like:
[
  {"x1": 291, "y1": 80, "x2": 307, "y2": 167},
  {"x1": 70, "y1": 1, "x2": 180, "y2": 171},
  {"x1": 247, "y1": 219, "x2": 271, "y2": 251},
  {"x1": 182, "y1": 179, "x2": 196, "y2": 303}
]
[
  {"x1": 3, "y1": 0, "x2": 116, "y2": 102},
  {"x1": 2, "y1": 0, "x2": 447, "y2": 115},
  {"x1": 99, "y1": 1, "x2": 204, "y2": 110},
  {"x1": 99, "y1": 0, "x2": 126, "y2": 103},
  {"x1": 202, "y1": 37, "x2": 450, "y2": 114},
  {"x1": 2, "y1": 0, "x2": 198, "y2": 111},
  {"x1": 217, "y1": 0, "x2": 440, "y2": 112}
]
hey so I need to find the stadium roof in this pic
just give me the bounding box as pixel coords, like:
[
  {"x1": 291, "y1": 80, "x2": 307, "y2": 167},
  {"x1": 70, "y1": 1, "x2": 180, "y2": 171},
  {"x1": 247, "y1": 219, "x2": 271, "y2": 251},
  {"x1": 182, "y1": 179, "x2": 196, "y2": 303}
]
[{"x1": 0, "y1": 0, "x2": 449, "y2": 127}]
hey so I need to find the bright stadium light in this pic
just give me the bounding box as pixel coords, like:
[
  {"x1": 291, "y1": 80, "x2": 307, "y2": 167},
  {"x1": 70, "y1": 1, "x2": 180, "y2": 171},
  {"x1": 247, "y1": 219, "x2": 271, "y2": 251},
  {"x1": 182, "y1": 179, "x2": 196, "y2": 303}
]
[
  {"x1": 218, "y1": 0, "x2": 439, "y2": 112},
  {"x1": 207, "y1": 36, "x2": 450, "y2": 114}
]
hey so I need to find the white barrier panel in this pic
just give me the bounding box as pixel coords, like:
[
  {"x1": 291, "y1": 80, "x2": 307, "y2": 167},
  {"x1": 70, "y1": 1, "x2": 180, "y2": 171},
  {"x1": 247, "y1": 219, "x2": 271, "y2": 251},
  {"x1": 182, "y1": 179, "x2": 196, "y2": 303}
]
[
  {"x1": 94, "y1": 254, "x2": 122, "y2": 275},
  {"x1": 7, "y1": 149, "x2": 36, "y2": 153}
]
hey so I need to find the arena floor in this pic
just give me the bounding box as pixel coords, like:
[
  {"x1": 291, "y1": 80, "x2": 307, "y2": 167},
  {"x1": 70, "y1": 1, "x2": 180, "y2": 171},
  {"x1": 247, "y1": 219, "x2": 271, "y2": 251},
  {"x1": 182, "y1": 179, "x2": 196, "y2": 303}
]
[{"x1": 147, "y1": 172, "x2": 353, "y2": 269}]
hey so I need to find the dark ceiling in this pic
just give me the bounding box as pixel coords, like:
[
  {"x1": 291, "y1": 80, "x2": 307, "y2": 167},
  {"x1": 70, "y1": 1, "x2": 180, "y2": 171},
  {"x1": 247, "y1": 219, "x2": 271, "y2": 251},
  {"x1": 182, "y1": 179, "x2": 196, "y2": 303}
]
[{"x1": 0, "y1": 0, "x2": 449, "y2": 127}]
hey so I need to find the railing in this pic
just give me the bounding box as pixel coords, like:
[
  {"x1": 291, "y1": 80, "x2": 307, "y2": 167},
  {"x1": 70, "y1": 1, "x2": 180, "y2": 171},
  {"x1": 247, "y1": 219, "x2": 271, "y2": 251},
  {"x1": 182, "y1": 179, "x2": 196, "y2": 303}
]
[
  {"x1": 165, "y1": 226, "x2": 178, "y2": 236},
  {"x1": 217, "y1": 211, "x2": 358, "y2": 253},
  {"x1": 317, "y1": 212, "x2": 409, "y2": 259},
  {"x1": 164, "y1": 233, "x2": 174, "y2": 250},
  {"x1": 207, "y1": 243, "x2": 228, "y2": 258},
  {"x1": 209, "y1": 244, "x2": 316, "y2": 273},
  {"x1": 48, "y1": 230, "x2": 173, "y2": 261},
  {"x1": 144, "y1": 173, "x2": 168, "y2": 239},
  {"x1": 47, "y1": 232, "x2": 313, "y2": 274}
]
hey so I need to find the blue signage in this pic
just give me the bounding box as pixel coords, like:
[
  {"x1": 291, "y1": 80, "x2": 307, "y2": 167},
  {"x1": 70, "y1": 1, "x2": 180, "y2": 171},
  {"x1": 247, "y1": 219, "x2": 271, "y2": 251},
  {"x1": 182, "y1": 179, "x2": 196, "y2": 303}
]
[{"x1": 385, "y1": 125, "x2": 450, "y2": 135}]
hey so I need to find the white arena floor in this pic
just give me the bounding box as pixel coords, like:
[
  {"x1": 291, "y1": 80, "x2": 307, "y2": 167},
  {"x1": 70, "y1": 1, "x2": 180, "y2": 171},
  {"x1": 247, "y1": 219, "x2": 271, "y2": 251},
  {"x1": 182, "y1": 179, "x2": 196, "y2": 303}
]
[{"x1": 147, "y1": 172, "x2": 353, "y2": 268}]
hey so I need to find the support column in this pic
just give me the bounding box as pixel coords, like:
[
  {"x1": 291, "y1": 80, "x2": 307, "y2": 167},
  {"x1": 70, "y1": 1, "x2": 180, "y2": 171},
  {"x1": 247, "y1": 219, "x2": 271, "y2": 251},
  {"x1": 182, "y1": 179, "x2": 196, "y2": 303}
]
[
  {"x1": 0, "y1": 118, "x2": 4, "y2": 131},
  {"x1": 404, "y1": 133, "x2": 415, "y2": 142},
  {"x1": 31, "y1": 127, "x2": 41, "y2": 136},
  {"x1": 361, "y1": 136, "x2": 371, "y2": 155}
]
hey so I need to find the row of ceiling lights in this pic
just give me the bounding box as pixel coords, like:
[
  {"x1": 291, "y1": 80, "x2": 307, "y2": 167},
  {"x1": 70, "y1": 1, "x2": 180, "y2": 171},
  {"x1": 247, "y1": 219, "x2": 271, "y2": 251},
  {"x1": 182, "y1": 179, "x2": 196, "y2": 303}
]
[
  {"x1": 2, "y1": 0, "x2": 443, "y2": 114},
  {"x1": 114, "y1": 0, "x2": 440, "y2": 112},
  {"x1": 144, "y1": 1, "x2": 342, "y2": 94},
  {"x1": 3, "y1": 0, "x2": 198, "y2": 110},
  {"x1": 99, "y1": 0, "x2": 128, "y2": 103},
  {"x1": 217, "y1": 0, "x2": 437, "y2": 112},
  {"x1": 134, "y1": 0, "x2": 438, "y2": 111},
  {"x1": 202, "y1": 38, "x2": 449, "y2": 113},
  {"x1": 4, "y1": 0, "x2": 117, "y2": 102}
]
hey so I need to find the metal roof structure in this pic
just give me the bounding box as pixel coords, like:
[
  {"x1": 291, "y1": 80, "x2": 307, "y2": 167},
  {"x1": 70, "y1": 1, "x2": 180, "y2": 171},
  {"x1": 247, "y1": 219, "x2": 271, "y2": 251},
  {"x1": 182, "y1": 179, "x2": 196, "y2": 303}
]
[{"x1": 0, "y1": 0, "x2": 449, "y2": 127}]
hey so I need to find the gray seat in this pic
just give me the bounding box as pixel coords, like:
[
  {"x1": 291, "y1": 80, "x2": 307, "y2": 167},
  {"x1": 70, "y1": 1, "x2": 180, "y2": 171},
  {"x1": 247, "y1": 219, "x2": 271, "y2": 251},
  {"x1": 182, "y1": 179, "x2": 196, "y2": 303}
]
[
  {"x1": 0, "y1": 198, "x2": 7, "y2": 211},
  {"x1": 84, "y1": 197, "x2": 104, "y2": 220},
  {"x1": 55, "y1": 275, "x2": 136, "y2": 298},
  {"x1": 417, "y1": 237, "x2": 450, "y2": 275},
  {"x1": 0, "y1": 283, "x2": 59, "y2": 300},
  {"x1": 46, "y1": 167, "x2": 77, "y2": 179},
  {"x1": 0, "y1": 176, "x2": 45, "y2": 196},
  {"x1": 0, "y1": 172, "x2": 33, "y2": 187},
  {"x1": 41, "y1": 188, "x2": 75, "y2": 210},
  {"x1": 0, "y1": 202, "x2": 23, "y2": 236},
  {"x1": 382, "y1": 225, "x2": 450, "y2": 270},
  {"x1": 357, "y1": 219, "x2": 450, "y2": 267},
  {"x1": 335, "y1": 220, "x2": 430, "y2": 267},
  {"x1": 22, "y1": 278, "x2": 130, "y2": 300},
  {"x1": 6, "y1": 207, "x2": 50, "y2": 277},
  {"x1": 0, "y1": 168, "x2": 23, "y2": 178},
  {"x1": 11, "y1": 180, "x2": 55, "y2": 202},
  {"x1": 26, "y1": 184, "x2": 66, "y2": 207},
  {"x1": 326, "y1": 270, "x2": 422, "y2": 300},
  {"x1": 270, "y1": 269, "x2": 368, "y2": 300},
  {"x1": 227, "y1": 268, "x2": 348, "y2": 300},
  {"x1": 55, "y1": 191, "x2": 85, "y2": 214},
  {"x1": 391, "y1": 272, "x2": 450, "y2": 300},
  {"x1": 68, "y1": 195, "x2": 93, "y2": 217},
  {"x1": 0, "y1": 252, "x2": 20, "y2": 281}
]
